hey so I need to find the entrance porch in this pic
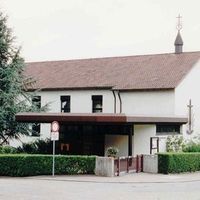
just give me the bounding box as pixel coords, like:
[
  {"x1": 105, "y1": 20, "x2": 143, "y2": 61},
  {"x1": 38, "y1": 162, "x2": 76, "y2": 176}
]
[
  {"x1": 58, "y1": 124, "x2": 132, "y2": 156},
  {"x1": 16, "y1": 112, "x2": 188, "y2": 156}
]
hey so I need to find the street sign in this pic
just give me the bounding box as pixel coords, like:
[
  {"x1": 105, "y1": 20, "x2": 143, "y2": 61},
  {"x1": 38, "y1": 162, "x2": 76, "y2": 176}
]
[
  {"x1": 50, "y1": 121, "x2": 60, "y2": 177},
  {"x1": 51, "y1": 131, "x2": 59, "y2": 141},
  {"x1": 51, "y1": 121, "x2": 59, "y2": 132}
]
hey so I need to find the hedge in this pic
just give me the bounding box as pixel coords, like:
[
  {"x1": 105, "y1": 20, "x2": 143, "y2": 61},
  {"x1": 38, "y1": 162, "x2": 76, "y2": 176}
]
[
  {"x1": 158, "y1": 153, "x2": 200, "y2": 174},
  {"x1": 0, "y1": 154, "x2": 96, "y2": 176}
]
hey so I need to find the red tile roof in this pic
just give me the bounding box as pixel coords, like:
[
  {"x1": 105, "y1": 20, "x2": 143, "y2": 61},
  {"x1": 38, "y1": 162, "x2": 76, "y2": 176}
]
[{"x1": 25, "y1": 52, "x2": 200, "y2": 91}]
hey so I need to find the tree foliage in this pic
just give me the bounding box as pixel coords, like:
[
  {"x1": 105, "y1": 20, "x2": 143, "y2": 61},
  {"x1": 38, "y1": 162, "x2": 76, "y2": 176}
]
[{"x1": 0, "y1": 12, "x2": 43, "y2": 145}]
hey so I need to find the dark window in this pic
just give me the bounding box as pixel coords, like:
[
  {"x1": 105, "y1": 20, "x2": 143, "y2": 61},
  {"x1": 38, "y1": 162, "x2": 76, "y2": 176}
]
[
  {"x1": 92, "y1": 95, "x2": 103, "y2": 113},
  {"x1": 32, "y1": 96, "x2": 41, "y2": 110},
  {"x1": 32, "y1": 96, "x2": 41, "y2": 137},
  {"x1": 32, "y1": 123, "x2": 40, "y2": 137},
  {"x1": 156, "y1": 124, "x2": 180, "y2": 135},
  {"x1": 61, "y1": 96, "x2": 70, "y2": 113}
]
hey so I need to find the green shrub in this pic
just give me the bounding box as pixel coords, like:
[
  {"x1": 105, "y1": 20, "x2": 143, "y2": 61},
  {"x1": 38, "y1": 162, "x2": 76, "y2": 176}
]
[
  {"x1": 183, "y1": 143, "x2": 200, "y2": 152},
  {"x1": 182, "y1": 135, "x2": 200, "y2": 152},
  {"x1": 17, "y1": 139, "x2": 52, "y2": 154},
  {"x1": 0, "y1": 146, "x2": 18, "y2": 154},
  {"x1": 158, "y1": 153, "x2": 200, "y2": 174},
  {"x1": 106, "y1": 146, "x2": 119, "y2": 157},
  {"x1": 0, "y1": 154, "x2": 96, "y2": 176}
]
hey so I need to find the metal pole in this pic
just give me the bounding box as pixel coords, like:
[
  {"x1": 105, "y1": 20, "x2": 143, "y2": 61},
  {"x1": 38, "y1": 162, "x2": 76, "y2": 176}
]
[{"x1": 52, "y1": 140, "x2": 55, "y2": 176}]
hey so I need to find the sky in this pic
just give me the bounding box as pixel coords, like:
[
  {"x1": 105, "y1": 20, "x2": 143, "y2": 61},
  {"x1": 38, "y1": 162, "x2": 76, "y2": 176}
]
[{"x1": 1, "y1": 0, "x2": 200, "y2": 62}]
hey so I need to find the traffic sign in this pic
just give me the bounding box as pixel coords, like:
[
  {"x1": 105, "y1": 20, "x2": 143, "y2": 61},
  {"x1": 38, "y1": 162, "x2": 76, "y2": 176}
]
[
  {"x1": 51, "y1": 131, "x2": 59, "y2": 141},
  {"x1": 51, "y1": 121, "x2": 59, "y2": 132},
  {"x1": 50, "y1": 121, "x2": 60, "y2": 177}
]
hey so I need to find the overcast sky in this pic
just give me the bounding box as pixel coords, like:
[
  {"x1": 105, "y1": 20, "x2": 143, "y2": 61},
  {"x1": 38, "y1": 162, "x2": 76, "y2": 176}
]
[{"x1": 1, "y1": 0, "x2": 200, "y2": 62}]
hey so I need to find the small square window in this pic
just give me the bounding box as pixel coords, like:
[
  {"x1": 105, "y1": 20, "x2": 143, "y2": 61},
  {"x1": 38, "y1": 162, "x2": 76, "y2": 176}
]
[
  {"x1": 32, "y1": 96, "x2": 41, "y2": 109},
  {"x1": 92, "y1": 95, "x2": 103, "y2": 113},
  {"x1": 32, "y1": 123, "x2": 40, "y2": 137},
  {"x1": 61, "y1": 96, "x2": 70, "y2": 113},
  {"x1": 32, "y1": 96, "x2": 41, "y2": 137}
]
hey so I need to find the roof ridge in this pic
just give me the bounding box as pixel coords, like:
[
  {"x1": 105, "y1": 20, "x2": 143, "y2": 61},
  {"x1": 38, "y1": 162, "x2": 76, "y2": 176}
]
[{"x1": 26, "y1": 51, "x2": 200, "y2": 64}]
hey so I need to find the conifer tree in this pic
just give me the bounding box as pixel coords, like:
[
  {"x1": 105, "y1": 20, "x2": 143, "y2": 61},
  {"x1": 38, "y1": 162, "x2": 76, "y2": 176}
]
[{"x1": 0, "y1": 12, "x2": 42, "y2": 145}]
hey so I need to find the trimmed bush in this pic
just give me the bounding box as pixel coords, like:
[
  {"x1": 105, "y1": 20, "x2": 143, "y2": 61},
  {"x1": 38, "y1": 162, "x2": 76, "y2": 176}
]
[
  {"x1": 183, "y1": 143, "x2": 200, "y2": 152},
  {"x1": 0, "y1": 146, "x2": 18, "y2": 154},
  {"x1": 158, "y1": 153, "x2": 200, "y2": 174},
  {"x1": 0, "y1": 154, "x2": 96, "y2": 176}
]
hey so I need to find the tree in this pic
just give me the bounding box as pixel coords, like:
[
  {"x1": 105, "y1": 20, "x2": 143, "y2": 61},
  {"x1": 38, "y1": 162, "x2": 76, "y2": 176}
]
[{"x1": 0, "y1": 12, "x2": 44, "y2": 145}]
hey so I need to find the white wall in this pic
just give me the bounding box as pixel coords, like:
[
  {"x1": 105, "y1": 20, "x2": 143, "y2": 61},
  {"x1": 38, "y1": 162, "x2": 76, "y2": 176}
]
[
  {"x1": 40, "y1": 90, "x2": 115, "y2": 113},
  {"x1": 134, "y1": 125, "x2": 156, "y2": 156},
  {"x1": 105, "y1": 135, "x2": 129, "y2": 157},
  {"x1": 175, "y1": 60, "x2": 200, "y2": 139},
  {"x1": 121, "y1": 90, "x2": 175, "y2": 116}
]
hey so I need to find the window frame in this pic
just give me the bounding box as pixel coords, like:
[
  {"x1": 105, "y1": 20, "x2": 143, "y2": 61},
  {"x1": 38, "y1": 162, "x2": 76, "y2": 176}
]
[
  {"x1": 156, "y1": 123, "x2": 181, "y2": 135},
  {"x1": 32, "y1": 96, "x2": 41, "y2": 110},
  {"x1": 92, "y1": 95, "x2": 103, "y2": 113},
  {"x1": 60, "y1": 95, "x2": 71, "y2": 113},
  {"x1": 32, "y1": 123, "x2": 41, "y2": 137},
  {"x1": 32, "y1": 96, "x2": 41, "y2": 137}
]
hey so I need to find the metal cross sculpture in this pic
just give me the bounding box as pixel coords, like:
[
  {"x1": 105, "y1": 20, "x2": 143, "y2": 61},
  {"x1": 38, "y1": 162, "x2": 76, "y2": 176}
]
[
  {"x1": 187, "y1": 99, "x2": 194, "y2": 134},
  {"x1": 176, "y1": 14, "x2": 182, "y2": 31}
]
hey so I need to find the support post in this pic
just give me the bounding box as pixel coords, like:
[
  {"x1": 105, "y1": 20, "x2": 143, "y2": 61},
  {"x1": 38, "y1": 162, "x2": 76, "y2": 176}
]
[
  {"x1": 136, "y1": 155, "x2": 139, "y2": 173},
  {"x1": 117, "y1": 157, "x2": 120, "y2": 176},
  {"x1": 127, "y1": 157, "x2": 129, "y2": 173},
  {"x1": 141, "y1": 155, "x2": 143, "y2": 172},
  {"x1": 128, "y1": 125, "x2": 133, "y2": 156}
]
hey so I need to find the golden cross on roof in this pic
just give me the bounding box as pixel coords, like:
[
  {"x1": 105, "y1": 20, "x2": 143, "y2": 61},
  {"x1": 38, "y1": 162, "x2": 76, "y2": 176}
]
[{"x1": 176, "y1": 14, "x2": 182, "y2": 31}]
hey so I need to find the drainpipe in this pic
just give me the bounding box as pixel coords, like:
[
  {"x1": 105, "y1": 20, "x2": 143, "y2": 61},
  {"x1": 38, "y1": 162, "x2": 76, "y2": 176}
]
[
  {"x1": 117, "y1": 91, "x2": 122, "y2": 113},
  {"x1": 112, "y1": 90, "x2": 116, "y2": 113}
]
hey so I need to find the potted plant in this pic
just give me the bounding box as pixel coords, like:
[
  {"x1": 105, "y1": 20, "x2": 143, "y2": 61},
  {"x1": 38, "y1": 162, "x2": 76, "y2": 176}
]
[{"x1": 106, "y1": 146, "x2": 119, "y2": 157}]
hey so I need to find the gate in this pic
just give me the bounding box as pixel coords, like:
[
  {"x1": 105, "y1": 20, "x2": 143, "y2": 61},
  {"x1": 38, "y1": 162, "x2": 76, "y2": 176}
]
[{"x1": 114, "y1": 155, "x2": 143, "y2": 176}]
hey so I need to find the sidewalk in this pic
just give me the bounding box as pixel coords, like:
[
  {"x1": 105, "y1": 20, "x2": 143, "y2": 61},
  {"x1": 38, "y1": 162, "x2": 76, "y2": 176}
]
[{"x1": 26, "y1": 172, "x2": 200, "y2": 184}]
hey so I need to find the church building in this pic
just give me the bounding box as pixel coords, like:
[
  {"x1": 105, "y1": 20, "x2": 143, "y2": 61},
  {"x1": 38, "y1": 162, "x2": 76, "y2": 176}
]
[{"x1": 15, "y1": 29, "x2": 200, "y2": 157}]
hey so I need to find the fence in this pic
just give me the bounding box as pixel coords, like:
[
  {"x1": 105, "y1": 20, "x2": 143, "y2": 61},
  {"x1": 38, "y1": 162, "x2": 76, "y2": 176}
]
[{"x1": 114, "y1": 155, "x2": 143, "y2": 176}]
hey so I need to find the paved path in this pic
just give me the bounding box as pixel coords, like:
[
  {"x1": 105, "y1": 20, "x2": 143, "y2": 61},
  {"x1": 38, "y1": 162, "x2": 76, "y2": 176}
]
[{"x1": 1, "y1": 173, "x2": 200, "y2": 200}]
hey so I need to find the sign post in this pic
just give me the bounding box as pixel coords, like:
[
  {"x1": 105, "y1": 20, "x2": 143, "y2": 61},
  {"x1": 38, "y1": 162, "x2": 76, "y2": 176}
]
[{"x1": 51, "y1": 121, "x2": 59, "y2": 177}]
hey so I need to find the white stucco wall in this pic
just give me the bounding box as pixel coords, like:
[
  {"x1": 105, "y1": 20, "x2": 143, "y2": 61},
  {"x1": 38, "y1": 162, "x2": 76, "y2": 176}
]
[
  {"x1": 121, "y1": 90, "x2": 175, "y2": 116},
  {"x1": 40, "y1": 90, "x2": 115, "y2": 113},
  {"x1": 133, "y1": 125, "x2": 156, "y2": 156},
  {"x1": 105, "y1": 135, "x2": 130, "y2": 157},
  {"x1": 175, "y1": 60, "x2": 200, "y2": 139}
]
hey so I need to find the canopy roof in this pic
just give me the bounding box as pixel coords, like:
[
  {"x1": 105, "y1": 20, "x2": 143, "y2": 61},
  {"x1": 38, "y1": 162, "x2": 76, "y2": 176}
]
[{"x1": 16, "y1": 112, "x2": 188, "y2": 124}]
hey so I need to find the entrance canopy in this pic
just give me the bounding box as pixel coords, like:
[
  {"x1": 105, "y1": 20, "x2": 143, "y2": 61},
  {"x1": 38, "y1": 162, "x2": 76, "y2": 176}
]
[{"x1": 16, "y1": 112, "x2": 188, "y2": 124}]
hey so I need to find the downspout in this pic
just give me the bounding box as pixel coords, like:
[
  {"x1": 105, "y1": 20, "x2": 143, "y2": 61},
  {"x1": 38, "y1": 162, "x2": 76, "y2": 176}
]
[
  {"x1": 112, "y1": 90, "x2": 116, "y2": 113},
  {"x1": 117, "y1": 91, "x2": 122, "y2": 113}
]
